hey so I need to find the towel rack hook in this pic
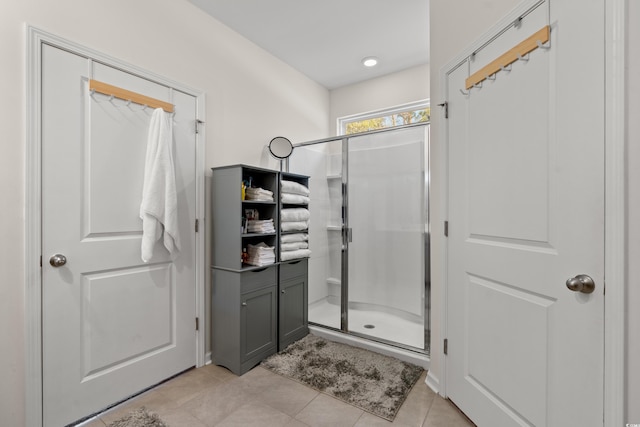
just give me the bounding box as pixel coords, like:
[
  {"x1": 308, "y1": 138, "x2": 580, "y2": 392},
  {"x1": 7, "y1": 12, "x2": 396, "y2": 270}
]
[{"x1": 536, "y1": 40, "x2": 550, "y2": 49}]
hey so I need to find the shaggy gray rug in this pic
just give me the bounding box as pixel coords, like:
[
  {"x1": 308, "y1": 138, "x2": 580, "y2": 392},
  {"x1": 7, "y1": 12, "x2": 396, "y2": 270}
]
[
  {"x1": 261, "y1": 334, "x2": 424, "y2": 421},
  {"x1": 106, "y1": 407, "x2": 168, "y2": 427}
]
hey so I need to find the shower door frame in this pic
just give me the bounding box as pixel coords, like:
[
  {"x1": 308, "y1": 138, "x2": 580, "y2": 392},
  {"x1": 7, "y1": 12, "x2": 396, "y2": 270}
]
[{"x1": 293, "y1": 122, "x2": 431, "y2": 354}]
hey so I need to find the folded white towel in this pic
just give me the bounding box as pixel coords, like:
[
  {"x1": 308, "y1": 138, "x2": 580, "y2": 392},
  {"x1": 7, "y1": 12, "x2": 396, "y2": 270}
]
[
  {"x1": 140, "y1": 108, "x2": 180, "y2": 262},
  {"x1": 246, "y1": 187, "x2": 273, "y2": 197},
  {"x1": 281, "y1": 242, "x2": 309, "y2": 251},
  {"x1": 246, "y1": 219, "x2": 275, "y2": 233},
  {"x1": 281, "y1": 180, "x2": 310, "y2": 196},
  {"x1": 281, "y1": 208, "x2": 310, "y2": 222},
  {"x1": 245, "y1": 257, "x2": 275, "y2": 266},
  {"x1": 245, "y1": 187, "x2": 274, "y2": 202},
  {"x1": 280, "y1": 249, "x2": 311, "y2": 261},
  {"x1": 247, "y1": 242, "x2": 275, "y2": 254},
  {"x1": 281, "y1": 233, "x2": 308, "y2": 243},
  {"x1": 281, "y1": 221, "x2": 309, "y2": 232},
  {"x1": 245, "y1": 242, "x2": 276, "y2": 266},
  {"x1": 247, "y1": 225, "x2": 276, "y2": 233},
  {"x1": 281, "y1": 193, "x2": 310, "y2": 205}
]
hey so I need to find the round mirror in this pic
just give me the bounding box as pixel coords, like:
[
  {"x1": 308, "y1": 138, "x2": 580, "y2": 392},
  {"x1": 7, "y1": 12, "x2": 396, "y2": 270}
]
[{"x1": 268, "y1": 136, "x2": 293, "y2": 159}]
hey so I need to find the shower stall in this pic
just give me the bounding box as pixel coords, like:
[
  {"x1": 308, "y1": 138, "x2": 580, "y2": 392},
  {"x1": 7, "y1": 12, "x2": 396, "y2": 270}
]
[{"x1": 288, "y1": 124, "x2": 430, "y2": 359}]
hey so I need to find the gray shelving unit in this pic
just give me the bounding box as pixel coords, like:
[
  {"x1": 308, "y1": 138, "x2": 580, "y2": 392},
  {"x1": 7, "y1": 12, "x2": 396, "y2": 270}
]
[
  {"x1": 278, "y1": 171, "x2": 311, "y2": 349},
  {"x1": 211, "y1": 165, "x2": 309, "y2": 375},
  {"x1": 211, "y1": 165, "x2": 278, "y2": 271}
]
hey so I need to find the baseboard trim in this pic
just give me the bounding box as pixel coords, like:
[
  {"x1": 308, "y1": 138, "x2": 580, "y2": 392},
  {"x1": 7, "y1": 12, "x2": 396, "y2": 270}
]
[{"x1": 426, "y1": 370, "x2": 440, "y2": 395}]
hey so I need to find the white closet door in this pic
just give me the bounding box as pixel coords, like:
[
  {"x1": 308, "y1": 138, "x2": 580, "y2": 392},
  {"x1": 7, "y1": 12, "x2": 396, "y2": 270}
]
[
  {"x1": 445, "y1": 2, "x2": 604, "y2": 426},
  {"x1": 41, "y1": 44, "x2": 197, "y2": 427}
]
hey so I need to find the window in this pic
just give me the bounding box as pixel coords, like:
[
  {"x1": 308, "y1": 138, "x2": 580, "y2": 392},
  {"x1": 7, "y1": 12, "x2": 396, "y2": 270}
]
[{"x1": 338, "y1": 100, "x2": 430, "y2": 135}]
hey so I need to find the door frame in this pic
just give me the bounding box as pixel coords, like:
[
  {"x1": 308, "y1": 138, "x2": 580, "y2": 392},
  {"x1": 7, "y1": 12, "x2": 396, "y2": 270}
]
[
  {"x1": 436, "y1": 0, "x2": 626, "y2": 425},
  {"x1": 24, "y1": 26, "x2": 207, "y2": 427}
]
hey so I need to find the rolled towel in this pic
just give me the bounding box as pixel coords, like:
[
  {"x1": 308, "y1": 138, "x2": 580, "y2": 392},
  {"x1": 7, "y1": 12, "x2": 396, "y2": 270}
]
[
  {"x1": 280, "y1": 249, "x2": 311, "y2": 261},
  {"x1": 281, "y1": 208, "x2": 310, "y2": 222},
  {"x1": 281, "y1": 180, "x2": 310, "y2": 196},
  {"x1": 281, "y1": 233, "x2": 308, "y2": 243},
  {"x1": 281, "y1": 193, "x2": 310, "y2": 205},
  {"x1": 281, "y1": 221, "x2": 309, "y2": 232},
  {"x1": 281, "y1": 241, "x2": 309, "y2": 251}
]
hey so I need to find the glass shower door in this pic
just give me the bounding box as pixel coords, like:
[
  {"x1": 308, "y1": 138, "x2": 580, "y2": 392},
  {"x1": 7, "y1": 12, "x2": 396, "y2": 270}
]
[
  {"x1": 346, "y1": 127, "x2": 426, "y2": 349},
  {"x1": 290, "y1": 125, "x2": 429, "y2": 352},
  {"x1": 289, "y1": 139, "x2": 344, "y2": 330}
]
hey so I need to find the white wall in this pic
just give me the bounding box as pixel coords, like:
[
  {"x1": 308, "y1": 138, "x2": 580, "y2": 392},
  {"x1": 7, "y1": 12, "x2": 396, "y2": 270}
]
[
  {"x1": 0, "y1": 1, "x2": 329, "y2": 425},
  {"x1": 627, "y1": 1, "x2": 640, "y2": 421},
  {"x1": 329, "y1": 64, "x2": 430, "y2": 135}
]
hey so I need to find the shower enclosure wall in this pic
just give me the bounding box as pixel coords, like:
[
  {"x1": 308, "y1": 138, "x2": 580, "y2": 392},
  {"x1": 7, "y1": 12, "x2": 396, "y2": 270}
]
[{"x1": 288, "y1": 124, "x2": 430, "y2": 355}]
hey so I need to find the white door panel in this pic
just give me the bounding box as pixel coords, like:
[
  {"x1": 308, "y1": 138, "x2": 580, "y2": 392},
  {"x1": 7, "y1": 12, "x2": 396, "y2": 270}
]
[
  {"x1": 446, "y1": 1, "x2": 604, "y2": 426},
  {"x1": 42, "y1": 44, "x2": 197, "y2": 426},
  {"x1": 87, "y1": 92, "x2": 149, "y2": 234},
  {"x1": 81, "y1": 263, "x2": 175, "y2": 377}
]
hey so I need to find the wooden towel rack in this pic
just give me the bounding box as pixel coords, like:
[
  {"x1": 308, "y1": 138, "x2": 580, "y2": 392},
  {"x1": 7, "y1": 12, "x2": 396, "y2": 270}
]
[
  {"x1": 465, "y1": 25, "x2": 550, "y2": 90},
  {"x1": 88, "y1": 79, "x2": 174, "y2": 113}
]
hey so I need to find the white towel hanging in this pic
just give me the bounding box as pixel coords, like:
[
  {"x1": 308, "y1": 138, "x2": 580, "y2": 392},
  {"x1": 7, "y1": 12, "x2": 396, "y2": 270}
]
[{"x1": 140, "y1": 108, "x2": 180, "y2": 262}]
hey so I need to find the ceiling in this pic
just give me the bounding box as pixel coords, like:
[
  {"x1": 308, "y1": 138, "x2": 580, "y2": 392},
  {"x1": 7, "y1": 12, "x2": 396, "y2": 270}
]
[{"x1": 188, "y1": 0, "x2": 429, "y2": 90}]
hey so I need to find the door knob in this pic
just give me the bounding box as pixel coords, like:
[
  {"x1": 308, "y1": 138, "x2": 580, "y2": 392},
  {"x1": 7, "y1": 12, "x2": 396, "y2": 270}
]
[
  {"x1": 49, "y1": 254, "x2": 67, "y2": 267},
  {"x1": 565, "y1": 274, "x2": 595, "y2": 294}
]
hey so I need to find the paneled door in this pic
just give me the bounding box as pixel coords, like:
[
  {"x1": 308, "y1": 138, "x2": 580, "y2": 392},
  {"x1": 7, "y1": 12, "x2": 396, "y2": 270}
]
[
  {"x1": 445, "y1": 1, "x2": 604, "y2": 426},
  {"x1": 41, "y1": 44, "x2": 197, "y2": 426}
]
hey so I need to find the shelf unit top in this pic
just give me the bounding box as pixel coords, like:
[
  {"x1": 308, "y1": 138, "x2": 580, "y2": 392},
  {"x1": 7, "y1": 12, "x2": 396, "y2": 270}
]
[
  {"x1": 211, "y1": 163, "x2": 278, "y2": 174},
  {"x1": 281, "y1": 171, "x2": 310, "y2": 180}
]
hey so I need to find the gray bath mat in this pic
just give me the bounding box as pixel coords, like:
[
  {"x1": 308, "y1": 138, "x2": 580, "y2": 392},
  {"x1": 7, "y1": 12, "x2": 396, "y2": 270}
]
[
  {"x1": 106, "y1": 407, "x2": 169, "y2": 427},
  {"x1": 261, "y1": 334, "x2": 424, "y2": 421}
]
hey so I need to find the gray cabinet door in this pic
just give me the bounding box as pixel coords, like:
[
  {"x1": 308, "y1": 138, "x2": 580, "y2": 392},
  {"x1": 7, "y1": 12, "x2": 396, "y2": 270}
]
[
  {"x1": 241, "y1": 285, "x2": 277, "y2": 362},
  {"x1": 279, "y1": 275, "x2": 308, "y2": 349}
]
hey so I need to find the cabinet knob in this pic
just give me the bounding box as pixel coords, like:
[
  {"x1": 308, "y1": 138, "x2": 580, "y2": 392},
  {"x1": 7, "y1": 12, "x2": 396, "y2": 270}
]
[
  {"x1": 281, "y1": 290, "x2": 286, "y2": 294},
  {"x1": 241, "y1": 302, "x2": 247, "y2": 306}
]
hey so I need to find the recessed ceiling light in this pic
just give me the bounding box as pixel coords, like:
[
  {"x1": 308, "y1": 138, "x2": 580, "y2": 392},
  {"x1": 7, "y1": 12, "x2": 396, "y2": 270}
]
[{"x1": 362, "y1": 56, "x2": 378, "y2": 67}]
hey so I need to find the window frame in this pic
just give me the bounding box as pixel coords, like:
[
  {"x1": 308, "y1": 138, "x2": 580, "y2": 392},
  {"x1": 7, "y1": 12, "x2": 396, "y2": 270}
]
[{"x1": 337, "y1": 99, "x2": 430, "y2": 136}]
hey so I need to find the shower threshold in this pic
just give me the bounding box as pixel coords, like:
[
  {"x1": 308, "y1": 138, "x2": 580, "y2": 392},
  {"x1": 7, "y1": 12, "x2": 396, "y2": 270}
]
[
  {"x1": 308, "y1": 325, "x2": 430, "y2": 369},
  {"x1": 308, "y1": 298, "x2": 429, "y2": 365}
]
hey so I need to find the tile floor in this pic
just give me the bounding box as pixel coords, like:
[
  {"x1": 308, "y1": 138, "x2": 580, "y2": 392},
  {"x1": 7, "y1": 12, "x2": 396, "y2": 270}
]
[{"x1": 80, "y1": 364, "x2": 474, "y2": 427}]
